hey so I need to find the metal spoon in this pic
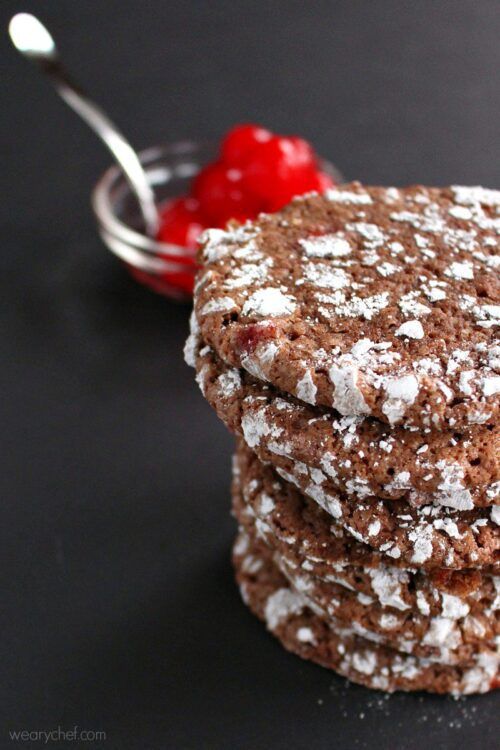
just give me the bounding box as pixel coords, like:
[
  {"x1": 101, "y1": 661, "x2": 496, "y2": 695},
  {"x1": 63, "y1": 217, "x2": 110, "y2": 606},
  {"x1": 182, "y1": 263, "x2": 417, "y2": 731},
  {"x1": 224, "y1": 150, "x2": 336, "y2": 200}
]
[{"x1": 8, "y1": 12, "x2": 159, "y2": 236}]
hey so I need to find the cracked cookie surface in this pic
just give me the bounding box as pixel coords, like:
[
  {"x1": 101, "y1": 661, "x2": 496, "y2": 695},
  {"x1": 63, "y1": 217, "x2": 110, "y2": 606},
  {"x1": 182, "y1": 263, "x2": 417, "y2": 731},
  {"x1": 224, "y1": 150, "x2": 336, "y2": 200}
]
[
  {"x1": 194, "y1": 184, "x2": 499, "y2": 431},
  {"x1": 234, "y1": 527, "x2": 499, "y2": 694}
]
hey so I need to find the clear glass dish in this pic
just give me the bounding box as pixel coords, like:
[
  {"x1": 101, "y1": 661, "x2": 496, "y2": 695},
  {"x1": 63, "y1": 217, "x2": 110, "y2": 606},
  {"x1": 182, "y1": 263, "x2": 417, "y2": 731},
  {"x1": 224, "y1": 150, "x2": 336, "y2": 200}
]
[{"x1": 92, "y1": 140, "x2": 343, "y2": 302}]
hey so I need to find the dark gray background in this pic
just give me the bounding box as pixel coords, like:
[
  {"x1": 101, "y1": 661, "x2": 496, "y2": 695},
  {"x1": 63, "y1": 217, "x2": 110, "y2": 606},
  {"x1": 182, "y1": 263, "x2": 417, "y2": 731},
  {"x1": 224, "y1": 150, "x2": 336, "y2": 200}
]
[{"x1": 1, "y1": 2, "x2": 499, "y2": 748}]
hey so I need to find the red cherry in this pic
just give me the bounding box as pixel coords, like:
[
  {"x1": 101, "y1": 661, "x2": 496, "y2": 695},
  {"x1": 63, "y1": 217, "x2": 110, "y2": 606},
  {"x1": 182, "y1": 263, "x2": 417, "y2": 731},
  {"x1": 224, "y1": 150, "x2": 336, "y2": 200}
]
[
  {"x1": 214, "y1": 212, "x2": 256, "y2": 228},
  {"x1": 221, "y1": 123, "x2": 272, "y2": 166},
  {"x1": 157, "y1": 196, "x2": 206, "y2": 252},
  {"x1": 311, "y1": 171, "x2": 335, "y2": 192},
  {"x1": 242, "y1": 135, "x2": 318, "y2": 204},
  {"x1": 128, "y1": 265, "x2": 194, "y2": 297},
  {"x1": 160, "y1": 268, "x2": 195, "y2": 296},
  {"x1": 193, "y1": 161, "x2": 261, "y2": 224},
  {"x1": 131, "y1": 124, "x2": 332, "y2": 300},
  {"x1": 263, "y1": 170, "x2": 335, "y2": 212},
  {"x1": 283, "y1": 136, "x2": 317, "y2": 169}
]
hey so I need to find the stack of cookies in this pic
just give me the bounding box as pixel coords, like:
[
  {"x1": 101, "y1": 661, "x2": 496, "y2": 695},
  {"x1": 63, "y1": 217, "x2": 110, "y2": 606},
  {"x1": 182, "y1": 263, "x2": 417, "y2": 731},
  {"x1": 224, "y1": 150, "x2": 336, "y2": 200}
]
[{"x1": 185, "y1": 183, "x2": 499, "y2": 694}]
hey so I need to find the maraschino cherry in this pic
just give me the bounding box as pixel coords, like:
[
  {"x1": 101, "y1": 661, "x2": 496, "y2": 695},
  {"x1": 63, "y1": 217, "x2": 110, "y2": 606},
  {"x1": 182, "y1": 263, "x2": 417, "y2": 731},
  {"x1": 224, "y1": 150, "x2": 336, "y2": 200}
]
[{"x1": 145, "y1": 124, "x2": 335, "y2": 297}]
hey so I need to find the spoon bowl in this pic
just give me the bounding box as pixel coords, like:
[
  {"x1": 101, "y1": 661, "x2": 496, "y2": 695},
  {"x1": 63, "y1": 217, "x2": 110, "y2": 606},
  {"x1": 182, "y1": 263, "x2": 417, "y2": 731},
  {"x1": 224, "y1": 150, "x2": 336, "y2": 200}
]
[{"x1": 8, "y1": 13, "x2": 57, "y2": 60}]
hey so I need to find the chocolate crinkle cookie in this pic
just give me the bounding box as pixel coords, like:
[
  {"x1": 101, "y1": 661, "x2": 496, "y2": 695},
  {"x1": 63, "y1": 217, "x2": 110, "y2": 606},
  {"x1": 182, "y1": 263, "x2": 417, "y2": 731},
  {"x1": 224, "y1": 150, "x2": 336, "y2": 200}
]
[
  {"x1": 232, "y1": 448, "x2": 499, "y2": 668},
  {"x1": 191, "y1": 344, "x2": 498, "y2": 570},
  {"x1": 187, "y1": 181, "x2": 499, "y2": 694},
  {"x1": 233, "y1": 528, "x2": 498, "y2": 695},
  {"x1": 194, "y1": 184, "x2": 499, "y2": 431}
]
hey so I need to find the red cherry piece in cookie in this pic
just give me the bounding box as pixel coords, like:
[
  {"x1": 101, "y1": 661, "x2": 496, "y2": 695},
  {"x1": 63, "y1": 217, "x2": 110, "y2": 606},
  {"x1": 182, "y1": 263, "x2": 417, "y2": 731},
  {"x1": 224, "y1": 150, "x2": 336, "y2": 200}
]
[
  {"x1": 235, "y1": 321, "x2": 277, "y2": 356},
  {"x1": 157, "y1": 197, "x2": 206, "y2": 253},
  {"x1": 193, "y1": 162, "x2": 261, "y2": 224},
  {"x1": 221, "y1": 123, "x2": 272, "y2": 166}
]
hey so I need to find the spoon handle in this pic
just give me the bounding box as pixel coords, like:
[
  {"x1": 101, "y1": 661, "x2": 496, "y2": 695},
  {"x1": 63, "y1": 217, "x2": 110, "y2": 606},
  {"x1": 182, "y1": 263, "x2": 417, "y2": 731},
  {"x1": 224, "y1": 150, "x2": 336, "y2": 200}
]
[
  {"x1": 45, "y1": 59, "x2": 158, "y2": 236},
  {"x1": 9, "y1": 14, "x2": 159, "y2": 237}
]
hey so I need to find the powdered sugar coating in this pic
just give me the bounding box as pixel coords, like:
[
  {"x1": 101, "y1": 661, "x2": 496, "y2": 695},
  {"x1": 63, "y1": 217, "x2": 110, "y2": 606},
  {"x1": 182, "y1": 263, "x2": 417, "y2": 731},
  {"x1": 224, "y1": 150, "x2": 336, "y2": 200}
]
[
  {"x1": 224, "y1": 409, "x2": 494, "y2": 575},
  {"x1": 273, "y1": 552, "x2": 494, "y2": 665},
  {"x1": 193, "y1": 343, "x2": 498, "y2": 517},
  {"x1": 195, "y1": 184, "x2": 499, "y2": 430},
  {"x1": 295, "y1": 369, "x2": 318, "y2": 405},
  {"x1": 234, "y1": 530, "x2": 499, "y2": 695},
  {"x1": 241, "y1": 288, "x2": 297, "y2": 318},
  {"x1": 298, "y1": 233, "x2": 352, "y2": 258},
  {"x1": 395, "y1": 320, "x2": 425, "y2": 340},
  {"x1": 193, "y1": 352, "x2": 498, "y2": 568},
  {"x1": 232, "y1": 449, "x2": 499, "y2": 628}
]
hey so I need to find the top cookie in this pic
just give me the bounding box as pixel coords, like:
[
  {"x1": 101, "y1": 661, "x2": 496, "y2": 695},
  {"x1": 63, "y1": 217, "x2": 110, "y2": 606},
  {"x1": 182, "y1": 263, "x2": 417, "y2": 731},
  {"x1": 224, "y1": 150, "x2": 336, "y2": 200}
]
[{"x1": 194, "y1": 183, "x2": 499, "y2": 430}]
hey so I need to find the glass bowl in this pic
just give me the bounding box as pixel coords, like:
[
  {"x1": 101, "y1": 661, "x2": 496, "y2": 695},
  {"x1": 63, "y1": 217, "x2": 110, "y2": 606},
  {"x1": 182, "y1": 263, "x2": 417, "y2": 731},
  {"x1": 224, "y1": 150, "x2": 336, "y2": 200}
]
[{"x1": 92, "y1": 140, "x2": 343, "y2": 302}]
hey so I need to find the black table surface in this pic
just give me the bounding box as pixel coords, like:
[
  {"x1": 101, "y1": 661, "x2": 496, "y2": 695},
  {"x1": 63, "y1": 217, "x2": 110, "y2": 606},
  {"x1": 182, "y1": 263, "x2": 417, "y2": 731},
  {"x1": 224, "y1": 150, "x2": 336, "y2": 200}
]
[{"x1": 1, "y1": 2, "x2": 499, "y2": 748}]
